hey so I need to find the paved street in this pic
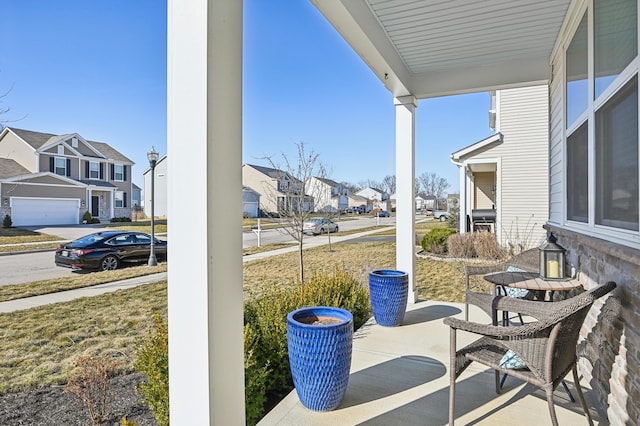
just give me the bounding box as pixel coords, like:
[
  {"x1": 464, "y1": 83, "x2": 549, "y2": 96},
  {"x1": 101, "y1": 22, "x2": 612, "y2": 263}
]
[{"x1": 243, "y1": 215, "x2": 395, "y2": 248}]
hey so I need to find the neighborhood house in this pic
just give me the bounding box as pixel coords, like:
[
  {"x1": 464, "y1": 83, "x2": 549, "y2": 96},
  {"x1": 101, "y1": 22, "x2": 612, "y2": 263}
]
[{"x1": 0, "y1": 127, "x2": 134, "y2": 226}]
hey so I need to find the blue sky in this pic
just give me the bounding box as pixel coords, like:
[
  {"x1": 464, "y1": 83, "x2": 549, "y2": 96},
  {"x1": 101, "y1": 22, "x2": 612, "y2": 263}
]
[{"x1": 1, "y1": 1, "x2": 492, "y2": 192}]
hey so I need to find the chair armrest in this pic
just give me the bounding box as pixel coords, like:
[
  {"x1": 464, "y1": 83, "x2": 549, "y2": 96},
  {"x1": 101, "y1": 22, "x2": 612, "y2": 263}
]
[
  {"x1": 443, "y1": 316, "x2": 554, "y2": 339},
  {"x1": 465, "y1": 264, "x2": 504, "y2": 277}
]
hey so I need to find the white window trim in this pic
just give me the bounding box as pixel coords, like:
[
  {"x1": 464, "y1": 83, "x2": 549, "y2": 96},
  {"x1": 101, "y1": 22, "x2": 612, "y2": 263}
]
[
  {"x1": 89, "y1": 161, "x2": 100, "y2": 179},
  {"x1": 115, "y1": 191, "x2": 124, "y2": 208},
  {"x1": 562, "y1": 0, "x2": 640, "y2": 249},
  {"x1": 114, "y1": 164, "x2": 125, "y2": 181},
  {"x1": 54, "y1": 157, "x2": 67, "y2": 176}
]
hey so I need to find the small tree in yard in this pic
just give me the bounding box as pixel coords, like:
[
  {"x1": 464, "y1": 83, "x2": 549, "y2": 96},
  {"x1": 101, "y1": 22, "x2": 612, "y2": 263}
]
[{"x1": 262, "y1": 142, "x2": 328, "y2": 283}]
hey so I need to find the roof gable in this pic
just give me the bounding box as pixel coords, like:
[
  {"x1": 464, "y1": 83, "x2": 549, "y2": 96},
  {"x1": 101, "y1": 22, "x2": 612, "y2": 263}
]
[
  {"x1": 451, "y1": 133, "x2": 503, "y2": 161},
  {"x1": 4, "y1": 127, "x2": 132, "y2": 164},
  {"x1": 2, "y1": 171, "x2": 86, "y2": 187}
]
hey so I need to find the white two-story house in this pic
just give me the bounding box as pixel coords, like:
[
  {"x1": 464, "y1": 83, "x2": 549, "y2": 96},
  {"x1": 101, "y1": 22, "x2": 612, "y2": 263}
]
[
  {"x1": 306, "y1": 176, "x2": 348, "y2": 213},
  {"x1": 0, "y1": 127, "x2": 135, "y2": 226}
]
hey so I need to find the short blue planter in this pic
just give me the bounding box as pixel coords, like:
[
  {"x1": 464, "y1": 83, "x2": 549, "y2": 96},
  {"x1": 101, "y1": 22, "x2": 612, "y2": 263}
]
[
  {"x1": 287, "y1": 306, "x2": 353, "y2": 411},
  {"x1": 369, "y1": 269, "x2": 409, "y2": 326}
]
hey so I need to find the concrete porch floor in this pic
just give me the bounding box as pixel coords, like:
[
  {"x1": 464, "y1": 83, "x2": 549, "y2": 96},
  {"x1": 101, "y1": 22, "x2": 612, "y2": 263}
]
[{"x1": 258, "y1": 301, "x2": 605, "y2": 425}]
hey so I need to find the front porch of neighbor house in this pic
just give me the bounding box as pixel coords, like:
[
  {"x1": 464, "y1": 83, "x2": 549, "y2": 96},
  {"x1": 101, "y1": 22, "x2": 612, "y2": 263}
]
[{"x1": 259, "y1": 300, "x2": 605, "y2": 425}]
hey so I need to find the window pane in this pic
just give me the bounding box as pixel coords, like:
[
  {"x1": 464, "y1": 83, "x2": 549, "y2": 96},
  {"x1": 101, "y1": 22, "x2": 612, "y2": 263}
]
[
  {"x1": 567, "y1": 122, "x2": 589, "y2": 223},
  {"x1": 595, "y1": 0, "x2": 637, "y2": 98},
  {"x1": 567, "y1": 13, "x2": 588, "y2": 127},
  {"x1": 90, "y1": 162, "x2": 99, "y2": 179},
  {"x1": 55, "y1": 158, "x2": 66, "y2": 176},
  {"x1": 115, "y1": 191, "x2": 124, "y2": 208},
  {"x1": 596, "y1": 76, "x2": 638, "y2": 230}
]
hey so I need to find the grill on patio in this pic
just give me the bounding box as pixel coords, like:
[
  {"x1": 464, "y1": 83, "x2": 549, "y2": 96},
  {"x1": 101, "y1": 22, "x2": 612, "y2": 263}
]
[{"x1": 471, "y1": 209, "x2": 496, "y2": 233}]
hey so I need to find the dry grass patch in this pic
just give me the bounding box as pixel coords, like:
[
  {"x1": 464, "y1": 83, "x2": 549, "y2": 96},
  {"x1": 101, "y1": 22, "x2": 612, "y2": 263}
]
[
  {"x1": 243, "y1": 243, "x2": 296, "y2": 256},
  {"x1": 0, "y1": 263, "x2": 167, "y2": 303},
  {"x1": 0, "y1": 228, "x2": 63, "y2": 245},
  {"x1": 0, "y1": 281, "x2": 167, "y2": 393},
  {"x1": 0, "y1": 243, "x2": 61, "y2": 253}
]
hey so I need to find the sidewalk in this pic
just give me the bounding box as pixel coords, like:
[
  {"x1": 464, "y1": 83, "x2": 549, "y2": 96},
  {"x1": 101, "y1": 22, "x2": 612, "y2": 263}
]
[
  {"x1": 0, "y1": 272, "x2": 168, "y2": 313},
  {"x1": 0, "y1": 226, "x2": 394, "y2": 314}
]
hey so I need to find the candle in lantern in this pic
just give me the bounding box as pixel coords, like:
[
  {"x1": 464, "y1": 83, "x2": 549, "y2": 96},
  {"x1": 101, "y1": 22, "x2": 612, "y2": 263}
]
[{"x1": 547, "y1": 260, "x2": 559, "y2": 278}]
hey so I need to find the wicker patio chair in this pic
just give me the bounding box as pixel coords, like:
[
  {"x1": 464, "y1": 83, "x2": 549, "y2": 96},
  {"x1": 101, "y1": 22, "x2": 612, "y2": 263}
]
[
  {"x1": 464, "y1": 247, "x2": 539, "y2": 323},
  {"x1": 445, "y1": 281, "x2": 616, "y2": 426}
]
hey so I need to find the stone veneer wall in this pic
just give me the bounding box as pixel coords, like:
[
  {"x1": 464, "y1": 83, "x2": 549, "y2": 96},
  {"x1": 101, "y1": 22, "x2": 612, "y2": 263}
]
[{"x1": 545, "y1": 224, "x2": 637, "y2": 425}]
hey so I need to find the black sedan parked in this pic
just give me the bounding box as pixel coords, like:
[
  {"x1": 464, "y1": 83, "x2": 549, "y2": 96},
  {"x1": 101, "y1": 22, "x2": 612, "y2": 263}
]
[{"x1": 55, "y1": 231, "x2": 167, "y2": 271}]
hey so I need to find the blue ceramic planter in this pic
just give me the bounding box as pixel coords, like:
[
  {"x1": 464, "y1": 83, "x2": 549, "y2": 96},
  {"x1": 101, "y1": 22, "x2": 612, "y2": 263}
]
[
  {"x1": 287, "y1": 306, "x2": 353, "y2": 411},
  {"x1": 369, "y1": 269, "x2": 409, "y2": 326}
]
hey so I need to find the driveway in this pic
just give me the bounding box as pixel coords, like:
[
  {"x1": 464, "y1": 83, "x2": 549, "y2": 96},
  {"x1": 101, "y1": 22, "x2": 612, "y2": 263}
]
[{"x1": 20, "y1": 224, "x2": 106, "y2": 241}]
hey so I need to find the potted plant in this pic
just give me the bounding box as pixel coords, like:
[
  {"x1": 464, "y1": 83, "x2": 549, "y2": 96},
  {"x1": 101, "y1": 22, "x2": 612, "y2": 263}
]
[
  {"x1": 368, "y1": 269, "x2": 409, "y2": 326},
  {"x1": 287, "y1": 306, "x2": 353, "y2": 411}
]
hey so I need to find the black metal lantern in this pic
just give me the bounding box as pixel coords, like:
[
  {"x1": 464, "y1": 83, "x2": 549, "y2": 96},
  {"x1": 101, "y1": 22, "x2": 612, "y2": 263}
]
[{"x1": 539, "y1": 233, "x2": 565, "y2": 280}]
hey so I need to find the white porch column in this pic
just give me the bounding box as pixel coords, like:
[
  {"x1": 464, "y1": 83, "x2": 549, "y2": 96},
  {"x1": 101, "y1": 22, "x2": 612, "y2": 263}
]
[
  {"x1": 394, "y1": 95, "x2": 418, "y2": 303},
  {"x1": 109, "y1": 190, "x2": 114, "y2": 218},
  {"x1": 167, "y1": 1, "x2": 244, "y2": 424}
]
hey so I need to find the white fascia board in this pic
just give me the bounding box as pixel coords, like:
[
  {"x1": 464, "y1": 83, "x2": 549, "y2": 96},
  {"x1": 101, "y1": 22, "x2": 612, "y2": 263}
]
[
  {"x1": 451, "y1": 133, "x2": 503, "y2": 161},
  {"x1": 311, "y1": 0, "x2": 412, "y2": 97},
  {"x1": 2, "y1": 171, "x2": 87, "y2": 187},
  {"x1": 411, "y1": 56, "x2": 550, "y2": 99}
]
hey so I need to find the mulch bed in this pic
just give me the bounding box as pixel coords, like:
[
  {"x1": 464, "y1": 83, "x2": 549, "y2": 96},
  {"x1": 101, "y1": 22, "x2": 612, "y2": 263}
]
[{"x1": 0, "y1": 372, "x2": 157, "y2": 425}]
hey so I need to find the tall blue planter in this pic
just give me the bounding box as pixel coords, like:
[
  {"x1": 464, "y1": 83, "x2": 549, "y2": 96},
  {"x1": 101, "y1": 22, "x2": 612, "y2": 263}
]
[
  {"x1": 369, "y1": 269, "x2": 409, "y2": 326},
  {"x1": 287, "y1": 306, "x2": 353, "y2": 411}
]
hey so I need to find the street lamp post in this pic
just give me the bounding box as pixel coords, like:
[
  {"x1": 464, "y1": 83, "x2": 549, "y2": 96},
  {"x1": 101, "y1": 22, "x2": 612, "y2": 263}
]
[{"x1": 147, "y1": 146, "x2": 159, "y2": 266}]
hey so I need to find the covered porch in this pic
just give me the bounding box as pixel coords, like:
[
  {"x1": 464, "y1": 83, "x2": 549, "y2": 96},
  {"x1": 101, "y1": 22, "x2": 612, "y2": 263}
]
[
  {"x1": 259, "y1": 300, "x2": 603, "y2": 425},
  {"x1": 167, "y1": 0, "x2": 634, "y2": 424}
]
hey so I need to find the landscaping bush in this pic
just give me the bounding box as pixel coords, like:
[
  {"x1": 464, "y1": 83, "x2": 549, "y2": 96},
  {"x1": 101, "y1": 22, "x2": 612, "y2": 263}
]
[
  {"x1": 244, "y1": 268, "x2": 370, "y2": 425},
  {"x1": 65, "y1": 354, "x2": 117, "y2": 425},
  {"x1": 448, "y1": 232, "x2": 503, "y2": 260},
  {"x1": 90, "y1": 218, "x2": 101, "y2": 224},
  {"x1": 110, "y1": 216, "x2": 132, "y2": 223},
  {"x1": 82, "y1": 211, "x2": 92, "y2": 223},
  {"x1": 2, "y1": 214, "x2": 12, "y2": 228},
  {"x1": 420, "y1": 228, "x2": 457, "y2": 254},
  {"x1": 134, "y1": 314, "x2": 169, "y2": 426}
]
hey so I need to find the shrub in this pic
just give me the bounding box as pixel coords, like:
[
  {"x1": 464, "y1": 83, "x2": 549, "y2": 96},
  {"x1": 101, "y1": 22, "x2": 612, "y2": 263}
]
[
  {"x1": 64, "y1": 354, "x2": 117, "y2": 425},
  {"x1": 90, "y1": 218, "x2": 101, "y2": 224},
  {"x1": 110, "y1": 216, "x2": 132, "y2": 223},
  {"x1": 2, "y1": 214, "x2": 11, "y2": 228},
  {"x1": 134, "y1": 313, "x2": 169, "y2": 426},
  {"x1": 120, "y1": 417, "x2": 140, "y2": 426},
  {"x1": 421, "y1": 228, "x2": 457, "y2": 253},
  {"x1": 448, "y1": 232, "x2": 503, "y2": 260},
  {"x1": 244, "y1": 268, "x2": 370, "y2": 424},
  {"x1": 82, "y1": 211, "x2": 92, "y2": 223}
]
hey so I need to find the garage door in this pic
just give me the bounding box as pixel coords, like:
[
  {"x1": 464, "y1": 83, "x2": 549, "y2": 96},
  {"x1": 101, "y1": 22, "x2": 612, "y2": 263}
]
[{"x1": 11, "y1": 198, "x2": 80, "y2": 226}]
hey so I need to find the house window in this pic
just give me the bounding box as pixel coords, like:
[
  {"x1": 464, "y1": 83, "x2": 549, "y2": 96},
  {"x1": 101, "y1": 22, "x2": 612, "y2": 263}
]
[
  {"x1": 594, "y1": 0, "x2": 637, "y2": 98},
  {"x1": 57, "y1": 145, "x2": 65, "y2": 155},
  {"x1": 564, "y1": 0, "x2": 639, "y2": 236},
  {"x1": 115, "y1": 191, "x2": 124, "y2": 208},
  {"x1": 567, "y1": 123, "x2": 589, "y2": 223},
  {"x1": 114, "y1": 164, "x2": 125, "y2": 181},
  {"x1": 566, "y1": 13, "x2": 588, "y2": 128},
  {"x1": 89, "y1": 162, "x2": 100, "y2": 179},
  {"x1": 595, "y1": 77, "x2": 638, "y2": 230},
  {"x1": 55, "y1": 157, "x2": 67, "y2": 176}
]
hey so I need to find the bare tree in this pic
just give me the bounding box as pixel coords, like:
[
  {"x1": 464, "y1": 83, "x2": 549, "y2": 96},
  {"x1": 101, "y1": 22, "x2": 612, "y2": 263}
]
[
  {"x1": 381, "y1": 175, "x2": 396, "y2": 195},
  {"x1": 261, "y1": 142, "x2": 328, "y2": 283},
  {"x1": 357, "y1": 179, "x2": 382, "y2": 191},
  {"x1": 417, "y1": 172, "x2": 450, "y2": 209}
]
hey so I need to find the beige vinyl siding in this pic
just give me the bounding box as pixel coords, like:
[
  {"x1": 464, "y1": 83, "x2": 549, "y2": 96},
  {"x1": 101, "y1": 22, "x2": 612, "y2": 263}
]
[
  {"x1": 0, "y1": 131, "x2": 38, "y2": 172},
  {"x1": 7, "y1": 184, "x2": 85, "y2": 199},
  {"x1": 549, "y1": 52, "x2": 565, "y2": 225},
  {"x1": 473, "y1": 172, "x2": 495, "y2": 209},
  {"x1": 498, "y1": 85, "x2": 549, "y2": 246}
]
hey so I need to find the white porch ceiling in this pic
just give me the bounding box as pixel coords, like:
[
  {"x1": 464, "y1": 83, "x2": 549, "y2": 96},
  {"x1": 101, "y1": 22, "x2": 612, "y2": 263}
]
[{"x1": 311, "y1": 0, "x2": 572, "y2": 98}]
